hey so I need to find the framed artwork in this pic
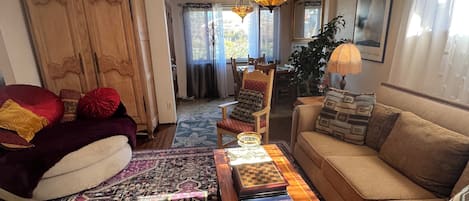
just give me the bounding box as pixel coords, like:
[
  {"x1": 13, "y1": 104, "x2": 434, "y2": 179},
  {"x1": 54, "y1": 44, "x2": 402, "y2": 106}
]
[{"x1": 353, "y1": 0, "x2": 392, "y2": 62}]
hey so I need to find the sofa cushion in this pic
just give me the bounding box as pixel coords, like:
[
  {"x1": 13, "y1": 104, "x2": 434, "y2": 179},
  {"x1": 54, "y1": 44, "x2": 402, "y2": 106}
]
[
  {"x1": 380, "y1": 112, "x2": 469, "y2": 198},
  {"x1": 230, "y1": 89, "x2": 264, "y2": 123},
  {"x1": 297, "y1": 131, "x2": 377, "y2": 168},
  {"x1": 323, "y1": 156, "x2": 437, "y2": 201},
  {"x1": 42, "y1": 135, "x2": 128, "y2": 178},
  {"x1": 365, "y1": 103, "x2": 401, "y2": 151},
  {"x1": 315, "y1": 88, "x2": 376, "y2": 145}
]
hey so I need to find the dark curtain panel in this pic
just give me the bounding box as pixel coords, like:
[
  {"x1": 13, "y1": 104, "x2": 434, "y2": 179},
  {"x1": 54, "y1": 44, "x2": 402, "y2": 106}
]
[{"x1": 183, "y1": 3, "x2": 219, "y2": 99}]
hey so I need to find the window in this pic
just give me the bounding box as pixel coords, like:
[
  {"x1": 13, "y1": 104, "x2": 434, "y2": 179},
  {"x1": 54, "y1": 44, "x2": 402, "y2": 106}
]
[
  {"x1": 222, "y1": 11, "x2": 249, "y2": 60},
  {"x1": 222, "y1": 8, "x2": 278, "y2": 61},
  {"x1": 186, "y1": 10, "x2": 213, "y2": 62},
  {"x1": 303, "y1": 1, "x2": 322, "y2": 38}
]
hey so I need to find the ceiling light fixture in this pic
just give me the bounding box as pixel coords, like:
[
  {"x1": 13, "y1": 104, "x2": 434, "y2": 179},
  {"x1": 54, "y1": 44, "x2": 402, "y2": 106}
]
[
  {"x1": 252, "y1": 0, "x2": 287, "y2": 12},
  {"x1": 232, "y1": 0, "x2": 253, "y2": 22}
]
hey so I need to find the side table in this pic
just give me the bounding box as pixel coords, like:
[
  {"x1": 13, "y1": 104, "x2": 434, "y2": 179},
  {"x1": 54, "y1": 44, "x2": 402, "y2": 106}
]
[{"x1": 293, "y1": 96, "x2": 324, "y2": 107}]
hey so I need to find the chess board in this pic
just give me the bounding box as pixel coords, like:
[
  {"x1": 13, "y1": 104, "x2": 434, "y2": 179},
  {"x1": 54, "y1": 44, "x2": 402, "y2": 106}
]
[{"x1": 232, "y1": 161, "x2": 288, "y2": 198}]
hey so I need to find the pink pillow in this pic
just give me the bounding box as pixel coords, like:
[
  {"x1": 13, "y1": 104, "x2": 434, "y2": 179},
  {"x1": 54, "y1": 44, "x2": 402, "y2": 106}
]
[{"x1": 77, "y1": 88, "x2": 121, "y2": 119}]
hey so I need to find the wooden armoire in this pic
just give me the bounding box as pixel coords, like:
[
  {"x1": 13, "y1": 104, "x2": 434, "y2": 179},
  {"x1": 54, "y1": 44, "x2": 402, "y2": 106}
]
[{"x1": 23, "y1": 0, "x2": 158, "y2": 136}]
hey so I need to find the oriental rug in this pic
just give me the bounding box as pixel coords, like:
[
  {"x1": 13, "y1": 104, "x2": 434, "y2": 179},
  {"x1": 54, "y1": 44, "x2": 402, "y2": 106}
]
[
  {"x1": 55, "y1": 142, "x2": 323, "y2": 201},
  {"x1": 173, "y1": 98, "x2": 234, "y2": 148}
]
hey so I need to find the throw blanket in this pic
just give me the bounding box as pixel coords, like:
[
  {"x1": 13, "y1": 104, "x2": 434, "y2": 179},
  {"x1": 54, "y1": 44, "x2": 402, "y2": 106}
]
[{"x1": 0, "y1": 116, "x2": 136, "y2": 198}]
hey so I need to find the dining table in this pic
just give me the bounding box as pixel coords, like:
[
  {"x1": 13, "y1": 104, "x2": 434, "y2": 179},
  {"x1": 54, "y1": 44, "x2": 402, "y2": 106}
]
[{"x1": 237, "y1": 65, "x2": 293, "y2": 73}]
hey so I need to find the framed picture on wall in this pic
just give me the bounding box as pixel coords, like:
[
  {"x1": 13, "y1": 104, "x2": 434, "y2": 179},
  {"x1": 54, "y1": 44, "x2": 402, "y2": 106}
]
[{"x1": 353, "y1": 0, "x2": 392, "y2": 63}]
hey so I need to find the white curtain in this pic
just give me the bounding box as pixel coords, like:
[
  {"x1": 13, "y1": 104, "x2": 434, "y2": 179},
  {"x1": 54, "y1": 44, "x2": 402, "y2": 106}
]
[
  {"x1": 389, "y1": 0, "x2": 469, "y2": 104},
  {"x1": 272, "y1": 8, "x2": 280, "y2": 62},
  {"x1": 213, "y1": 3, "x2": 228, "y2": 98},
  {"x1": 248, "y1": 5, "x2": 259, "y2": 58}
]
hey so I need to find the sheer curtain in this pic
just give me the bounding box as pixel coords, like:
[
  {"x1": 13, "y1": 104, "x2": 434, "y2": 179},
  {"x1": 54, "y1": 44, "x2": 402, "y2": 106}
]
[
  {"x1": 389, "y1": 0, "x2": 469, "y2": 104},
  {"x1": 183, "y1": 3, "x2": 228, "y2": 98},
  {"x1": 248, "y1": 5, "x2": 259, "y2": 58},
  {"x1": 213, "y1": 4, "x2": 228, "y2": 98}
]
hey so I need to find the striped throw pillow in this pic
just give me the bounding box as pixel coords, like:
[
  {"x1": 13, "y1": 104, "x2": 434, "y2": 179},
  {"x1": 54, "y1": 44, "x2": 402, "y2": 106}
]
[
  {"x1": 230, "y1": 89, "x2": 264, "y2": 123},
  {"x1": 315, "y1": 88, "x2": 376, "y2": 145}
]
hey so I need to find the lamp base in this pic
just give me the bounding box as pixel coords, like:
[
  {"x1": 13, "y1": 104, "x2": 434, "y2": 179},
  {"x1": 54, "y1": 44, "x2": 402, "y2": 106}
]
[{"x1": 340, "y1": 75, "x2": 346, "y2": 90}]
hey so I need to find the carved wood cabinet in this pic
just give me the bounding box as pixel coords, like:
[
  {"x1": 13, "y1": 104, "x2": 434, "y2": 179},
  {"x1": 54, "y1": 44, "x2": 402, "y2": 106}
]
[{"x1": 24, "y1": 0, "x2": 158, "y2": 135}]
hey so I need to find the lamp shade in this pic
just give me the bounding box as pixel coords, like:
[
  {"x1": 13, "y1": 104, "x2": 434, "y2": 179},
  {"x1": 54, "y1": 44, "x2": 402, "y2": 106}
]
[
  {"x1": 327, "y1": 43, "x2": 362, "y2": 76},
  {"x1": 232, "y1": 0, "x2": 253, "y2": 21},
  {"x1": 253, "y1": 0, "x2": 287, "y2": 12}
]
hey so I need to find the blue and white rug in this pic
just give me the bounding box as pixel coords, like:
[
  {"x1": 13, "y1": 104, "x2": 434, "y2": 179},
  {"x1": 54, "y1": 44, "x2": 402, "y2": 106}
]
[{"x1": 172, "y1": 98, "x2": 235, "y2": 148}]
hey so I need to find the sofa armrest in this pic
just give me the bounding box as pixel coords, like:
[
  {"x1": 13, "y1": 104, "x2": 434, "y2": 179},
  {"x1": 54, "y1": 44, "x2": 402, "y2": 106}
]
[{"x1": 290, "y1": 103, "x2": 323, "y2": 151}]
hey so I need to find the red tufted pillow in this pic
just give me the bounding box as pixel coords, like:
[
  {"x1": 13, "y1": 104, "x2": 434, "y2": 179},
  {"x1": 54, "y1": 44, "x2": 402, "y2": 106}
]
[{"x1": 77, "y1": 88, "x2": 121, "y2": 119}]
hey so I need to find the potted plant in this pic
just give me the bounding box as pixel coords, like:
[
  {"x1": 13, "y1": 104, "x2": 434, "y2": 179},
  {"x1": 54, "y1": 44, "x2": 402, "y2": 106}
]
[{"x1": 289, "y1": 16, "x2": 347, "y2": 96}]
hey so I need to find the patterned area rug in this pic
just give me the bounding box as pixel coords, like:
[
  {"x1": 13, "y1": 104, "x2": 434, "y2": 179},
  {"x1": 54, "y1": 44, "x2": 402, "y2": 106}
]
[
  {"x1": 173, "y1": 98, "x2": 235, "y2": 148},
  {"x1": 55, "y1": 142, "x2": 323, "y2": 201},
  {"x1": 55, "y1": 147, "x2": 218, "y2": 201}
]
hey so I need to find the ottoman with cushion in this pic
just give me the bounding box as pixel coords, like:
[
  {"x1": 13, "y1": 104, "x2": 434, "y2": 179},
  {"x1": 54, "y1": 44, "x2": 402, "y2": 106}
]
[{"x1": 0, "y1": 85, "x2": 136, "y2": 201}]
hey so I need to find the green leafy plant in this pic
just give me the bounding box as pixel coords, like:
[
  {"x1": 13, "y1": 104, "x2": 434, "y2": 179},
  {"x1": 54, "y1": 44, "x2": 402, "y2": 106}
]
[{"x1": 289, "y1": 16, "x2": 347, "y2": 96}]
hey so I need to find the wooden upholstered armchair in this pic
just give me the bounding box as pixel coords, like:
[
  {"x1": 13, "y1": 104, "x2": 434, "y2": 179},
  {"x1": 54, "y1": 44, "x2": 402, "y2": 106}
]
[
  {"x1": 216, "y1": 69, "x2": 275, "y2": 148},
  {"x1": 230, "y1": 57, "x2": 242, "y2": 99}
]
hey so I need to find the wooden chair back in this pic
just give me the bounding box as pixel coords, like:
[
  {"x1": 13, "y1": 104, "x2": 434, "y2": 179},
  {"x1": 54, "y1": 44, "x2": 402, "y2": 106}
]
[
  {"x1": 241, "y1": 69, "x2": 275, "y2": 108},
  {"x1": 255, "y1": 63, "x2": 276, "y2": 74},
  {"x1": 230, "y1": 57, "x2": 242, "y2": 97},
  {"x1": 247, "y1": 54, "x2": 266, "y2": 65}
]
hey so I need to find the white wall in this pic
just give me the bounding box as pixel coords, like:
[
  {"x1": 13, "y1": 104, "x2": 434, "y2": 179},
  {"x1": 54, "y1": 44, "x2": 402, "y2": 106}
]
[
  {"x1": 145, "y1": 0, "x2": 177, "y2": 123},
  {"x1": 0, "y1": 0, "x2": 41, "y2": 86},
  {"x1": 332, "y1": 0, "x2": 406, "y2": 93}
]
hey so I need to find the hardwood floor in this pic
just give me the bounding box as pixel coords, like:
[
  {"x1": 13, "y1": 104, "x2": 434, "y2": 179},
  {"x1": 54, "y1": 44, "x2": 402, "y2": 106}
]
[{"x1": 135, "y1": 124, "x2": 176, "y2": 150}]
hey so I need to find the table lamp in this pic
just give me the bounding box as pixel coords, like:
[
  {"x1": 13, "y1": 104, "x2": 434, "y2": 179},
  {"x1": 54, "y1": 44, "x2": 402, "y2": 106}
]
[{"x1": 327, "y1": 43, "x2": 362, "y2": 90}]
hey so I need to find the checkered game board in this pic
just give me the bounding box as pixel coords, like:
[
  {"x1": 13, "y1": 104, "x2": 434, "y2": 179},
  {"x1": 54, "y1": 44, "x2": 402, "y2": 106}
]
[{"x1": 235, "y1": 162, "x2": 286, "y2": 188}]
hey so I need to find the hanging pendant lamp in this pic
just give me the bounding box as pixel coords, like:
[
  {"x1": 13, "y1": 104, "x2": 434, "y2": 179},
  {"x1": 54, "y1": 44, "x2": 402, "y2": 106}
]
[
  {"x1": 252, "y1": 0, "x2": 287, "y2": 12},
  {"x1": 232, "y1": 0, "x2": 253, "y2": 22}
]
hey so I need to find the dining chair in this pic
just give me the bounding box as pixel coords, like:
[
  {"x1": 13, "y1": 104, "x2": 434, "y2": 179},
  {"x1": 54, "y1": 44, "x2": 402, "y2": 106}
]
[
  {"x1": 248, "y1": 54, "x2": 266, "y2": 65},
  {"x1": 255, "y1": 63, "x2": 277, "y2": 109},
  {"x1": 230, "y1": 57, "x2": 242, "y2": 99},
  {"x1": 254, "y1": 63, "x2": 276, "y2": 74},
  {"x1": 216, "y1": 69, "x2": 275, "y2": 148}
]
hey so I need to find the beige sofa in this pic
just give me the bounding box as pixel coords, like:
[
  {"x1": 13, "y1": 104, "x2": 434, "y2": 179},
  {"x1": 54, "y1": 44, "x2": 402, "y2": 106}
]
[{"x1": 291, "y1": 83, "x2": 469, "y2": 201}]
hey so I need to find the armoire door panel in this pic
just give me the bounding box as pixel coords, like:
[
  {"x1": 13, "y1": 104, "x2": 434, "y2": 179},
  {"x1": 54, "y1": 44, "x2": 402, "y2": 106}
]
[
  {"x1": 25, "y1": 0, "x2": 96, "y2": 94},
  {"x1": 83, "y1": 0, "x2": 146, "y2": 125}
]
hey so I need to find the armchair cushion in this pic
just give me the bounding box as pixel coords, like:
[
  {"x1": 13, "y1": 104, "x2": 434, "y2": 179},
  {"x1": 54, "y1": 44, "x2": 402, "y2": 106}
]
[
  {"x1": 230, "y1": 89, "x2": 264, "y2": 123},
  {"x1": 217, "y1": 118, "x2": 267, "y2": 134},
  {"x1": 244, "y1": 80, "x2": 268, "y2": 106},
  {"x1": 315, "y1": 88, "x2": 376, "y2": 145}
]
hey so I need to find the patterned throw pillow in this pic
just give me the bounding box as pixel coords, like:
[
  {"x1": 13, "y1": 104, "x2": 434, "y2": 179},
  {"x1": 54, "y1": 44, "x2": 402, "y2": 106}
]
[
  {"x1": 60, "y1": 89, "x2": 83, "y2": 122},
  {"x1": 450, "y1": 185, "x2": 469, "y2": 201},
  {"x1": 230, "y1": 89, "x2": 264, "y2": 123},
  {"x1": 365, "y1": 103, "x2": 401, "y2": 151},
  {"x1": 315, "y1": 88, "x2": 376, "y2": 145}
]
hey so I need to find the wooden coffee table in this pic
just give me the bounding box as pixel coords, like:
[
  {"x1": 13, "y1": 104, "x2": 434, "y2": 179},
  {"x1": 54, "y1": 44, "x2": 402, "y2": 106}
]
[{"x1": 213, "y1": 144, "x2": 319, "y2": 201}]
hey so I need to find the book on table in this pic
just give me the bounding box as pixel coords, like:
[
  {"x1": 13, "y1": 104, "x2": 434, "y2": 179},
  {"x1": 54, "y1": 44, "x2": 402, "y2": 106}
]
[{"x1": 232, "y1": 161, "x2": 289, "y2": 200}]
